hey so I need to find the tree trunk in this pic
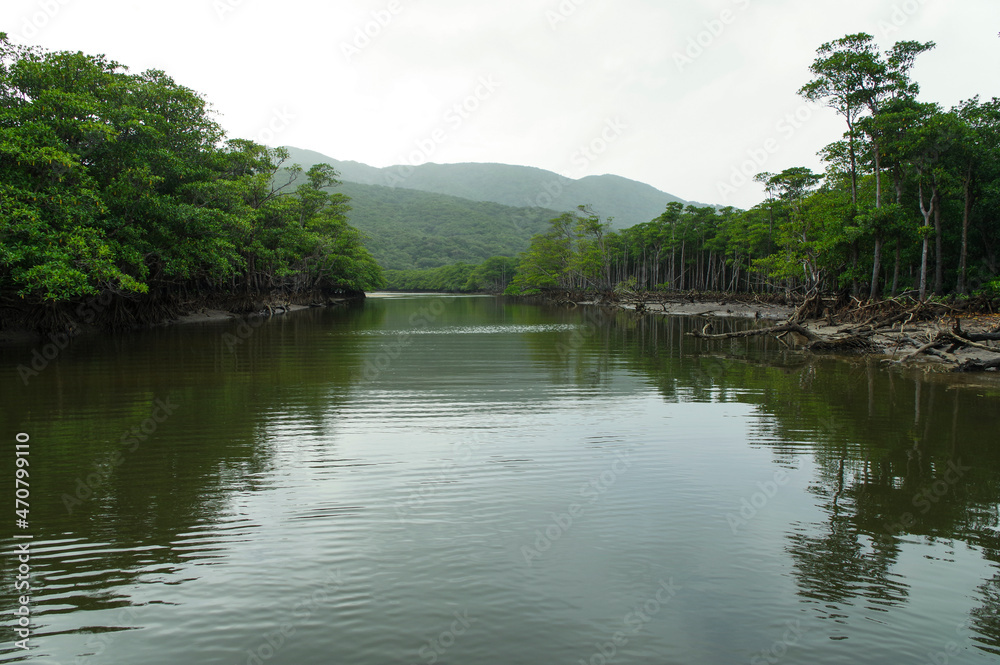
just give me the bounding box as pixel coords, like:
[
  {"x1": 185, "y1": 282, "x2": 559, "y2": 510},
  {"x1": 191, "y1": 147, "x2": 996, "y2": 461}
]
[
  {"x1": 851, "y1": 243, "x2": 859, "y2": 297},
  {"x1": 918, "y1": 179, "x2": 935, "y2": 301},
  {"x1": 679, "y1": 240, "x2": 686, "y2": 291},
  {"x1": 891, "y1": 240, "x2": 901, "y2": 297},
  {"x1": 870, "y1": 238, "x2": 883, "y2": 300},
  {"x1": 958, "y1": 165, "x2": 973, "y2": 294},
  {"x1": 933, "y1": 188, "x2": 943, "y2": 295},
  {"x1": 868, "y1": 137, "x2": 884, "y2": 301},
  {"x1": 847, "y1": 117, "x2": 859, "y2": 206}
]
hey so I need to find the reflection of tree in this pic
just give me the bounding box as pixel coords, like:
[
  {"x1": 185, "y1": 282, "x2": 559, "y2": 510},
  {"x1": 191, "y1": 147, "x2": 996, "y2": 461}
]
[
  {"x1": 787, "y1": 509, "x2": 909, "y2": 608},
  {"x1": 593, "y1": 310, "x2": 1000, "y2": 639},
  {"x1": 0, "y1": 306, "x2": 368, "y2": 620},
  {"x1": 786, "y1": 472, "x2": 911, "y2": 610},
  {"x1": 971, "y1": 572, "x2": 1000, "y2": 656}
]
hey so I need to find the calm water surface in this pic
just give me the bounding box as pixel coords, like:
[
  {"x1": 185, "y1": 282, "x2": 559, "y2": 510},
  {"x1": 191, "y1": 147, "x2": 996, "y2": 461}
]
[{"x1": 2, "y1": 294, "x2": 1000, "y2": 664}]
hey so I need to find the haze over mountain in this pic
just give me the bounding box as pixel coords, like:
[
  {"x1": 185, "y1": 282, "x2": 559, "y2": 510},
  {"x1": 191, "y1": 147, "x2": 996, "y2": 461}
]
[
  {"x1": 335, "y1": 182, "x2": 559, "y2": 270},
  {"x1": 281, "y1": 146, "x2": 703, "y2": 229}
]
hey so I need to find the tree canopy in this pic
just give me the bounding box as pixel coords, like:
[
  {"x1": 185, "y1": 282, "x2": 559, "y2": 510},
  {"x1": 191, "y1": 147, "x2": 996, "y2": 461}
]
[
  {"x1": 0, "y1": 35, "x2": 383, "y2": 312},
  {"x1": 503, "y1": 34, "x2": 999, "y2": 301}
]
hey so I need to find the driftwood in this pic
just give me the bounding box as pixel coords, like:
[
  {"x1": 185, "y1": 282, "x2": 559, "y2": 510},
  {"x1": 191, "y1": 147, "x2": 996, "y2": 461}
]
[
  {"x1": 638, "y1": 291, "x2": 1000, "y2": 371},
  {"x1": 891, "y1": 327, "x2": 1000, "y2": 372},
  {"x1": 953, "y1": 317, "x2": 1000, "y2": 343},
  {"x1": 688, "y1": 322, "x2": 819, "y2": 342},
  {"x1": 686, "y1": 320, "x2": 879, "y2": 353},
  {"x1": 955, "y1": 357, "x2": 1000, "y2": 372},
  {"x1": 899, "y1": 332, "x2": 949, "y2": 362}
]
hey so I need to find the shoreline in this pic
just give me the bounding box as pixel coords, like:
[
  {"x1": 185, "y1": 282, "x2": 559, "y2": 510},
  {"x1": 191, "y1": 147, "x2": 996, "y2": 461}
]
[
  {"x1": 583, "y1": 293, "x2": 1000, "y2": 373},
  {"x1": 0, "y1": 297, "x2": 355, "y2": 345}
]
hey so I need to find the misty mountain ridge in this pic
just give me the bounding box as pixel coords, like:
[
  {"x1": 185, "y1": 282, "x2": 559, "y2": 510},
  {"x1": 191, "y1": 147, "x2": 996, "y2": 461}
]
[{"x1": 281, "y1": 146, "x2": 704, "y2": 229}]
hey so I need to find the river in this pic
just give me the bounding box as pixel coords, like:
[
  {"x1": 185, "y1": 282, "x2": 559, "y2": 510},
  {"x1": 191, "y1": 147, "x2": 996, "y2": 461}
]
[{"x1": 2, "y1": 293, "x2": 1000, "y2": 664}]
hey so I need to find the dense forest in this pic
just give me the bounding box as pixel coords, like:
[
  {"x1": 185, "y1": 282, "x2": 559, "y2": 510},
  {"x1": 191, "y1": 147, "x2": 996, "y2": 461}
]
[
  {"x1": 495, "y1": 34, "x2": 998, "y2": 300},
  {"x1": 6, "y1": 32, "x2": 997, "y2": 317},
  {"x1": 383, "y1": 256, "x2": 517, "y2": 292},
  {"x1": 337, "y1": 182, "x2": 555, "y2": 270},
  {"x1": 0, "y1": 35, "x2": 382, "y2": 329},
  {"x1": 281, "y1": 146, "x2": 697, "y2": 229}
]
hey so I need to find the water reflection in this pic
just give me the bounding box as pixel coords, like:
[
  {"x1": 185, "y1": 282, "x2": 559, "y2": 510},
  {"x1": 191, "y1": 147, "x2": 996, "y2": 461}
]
[
  {"x1": 2, "y1": 296, "x2": 1000, "y2": 663},
  {"x1": 573, "y1": 308, "x2": 1000, "y2": 656}
]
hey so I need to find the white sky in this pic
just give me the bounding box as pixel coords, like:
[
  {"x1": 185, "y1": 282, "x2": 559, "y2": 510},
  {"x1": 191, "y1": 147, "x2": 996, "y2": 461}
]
[{"x1": 4, "y1": 0, "x2": 998, "y2": 210}]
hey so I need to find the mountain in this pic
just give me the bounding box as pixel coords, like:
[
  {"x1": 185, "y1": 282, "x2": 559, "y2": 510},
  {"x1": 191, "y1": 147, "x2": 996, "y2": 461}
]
[
  {"x1": 280, "y1": 146, "x2": 699, "y2": 229},
  {"x1": 337, "y1": 182, "x2": 559, "y2": 270}
]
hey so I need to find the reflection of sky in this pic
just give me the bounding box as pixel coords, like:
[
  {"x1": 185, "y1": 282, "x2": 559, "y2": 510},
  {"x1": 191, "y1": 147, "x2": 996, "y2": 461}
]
[{"x1": 6, "y1": 296, "x2": 1000, "y2": 663}]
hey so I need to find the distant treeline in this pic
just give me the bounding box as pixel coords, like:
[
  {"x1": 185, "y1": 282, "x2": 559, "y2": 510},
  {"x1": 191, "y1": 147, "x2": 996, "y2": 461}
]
[
  {"x1": 383, "y1": 257, "x2": 516, "y2": 293},
  {"x1": 464, "y1": 34, "x2": 1000, "y2": 300},
  {"x1": 0, "y1": 35, "x2": 382, "y2": 326},
  {"x1": 337, "y1": 182, "x2": 555, "y2": 270}
]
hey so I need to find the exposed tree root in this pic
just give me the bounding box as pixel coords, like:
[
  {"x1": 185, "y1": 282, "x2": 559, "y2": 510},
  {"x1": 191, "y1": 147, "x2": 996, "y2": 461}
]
[
  {"x1": 686, "y1": 320, "x2": 878, "y2": 353},
  {"x1": 955, "y1": 357, "x2": 1000, "y2": 372}
]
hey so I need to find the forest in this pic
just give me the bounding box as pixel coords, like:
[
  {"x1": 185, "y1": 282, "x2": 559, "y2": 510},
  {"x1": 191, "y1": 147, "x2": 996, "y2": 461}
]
[
  {"x1": 5, "y1": 31, "x2": 998, "y2": 324},
  {"x1": 0, "y1": 35, "x2": 382, "y2": 329},
  {"x1": 337, "y1": 182, "x2": 555, "y2": 270},
  {"x1": 496, "y1": 34, "x2": 999, "y2": 301}
]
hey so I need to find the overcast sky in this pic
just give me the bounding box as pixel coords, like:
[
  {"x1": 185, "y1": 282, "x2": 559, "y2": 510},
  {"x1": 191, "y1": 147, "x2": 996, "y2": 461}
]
[{"x1": 4, "y1": 0, "x2": 998, "y2": 211}]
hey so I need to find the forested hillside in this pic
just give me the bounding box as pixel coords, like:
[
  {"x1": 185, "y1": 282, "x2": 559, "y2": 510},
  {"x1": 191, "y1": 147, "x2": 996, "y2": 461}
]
[
  {"x1": 281, "y1": 146, "x2": 697, "y2": 229},
  {"x1": 0, "y1": 36, "x2": 382, "y2": 329},
  {"x1": 338, "y1": 182, "x2": 557, "y2": 270}
]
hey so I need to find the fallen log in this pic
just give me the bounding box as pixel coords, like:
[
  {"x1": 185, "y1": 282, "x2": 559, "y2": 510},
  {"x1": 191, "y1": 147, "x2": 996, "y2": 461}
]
[
  {"x1": 952, "y1": 318, "x2": 1000, "y2": 342},
  {"x1": 686, "y1": 322, "x2": 820, "y2": 342},
  {"x1": 954, "y1": 357, "x2": 1000, "y2": 372},
  {"x1": 808, "y1": 335, "x2": 879, "y2": 353},
  {"x1": 900, "y1": 332, "x2": 951, "y2": 362},
  {"x1": 948, "y1": 332, "x2": 998, "y2": 353},
  {"x1": 685, "y1": 322, "x2": 878, "y2": 353}
]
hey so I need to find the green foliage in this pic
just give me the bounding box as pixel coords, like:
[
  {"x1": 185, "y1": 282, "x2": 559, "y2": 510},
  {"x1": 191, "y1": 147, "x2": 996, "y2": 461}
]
[
  {"x1": 281, "y1": 146, "x2": 695, "y2": 230},
  {"x1": 383, "y1": 263, "x2": 477, "y2": 292},
  {"x1": 506, "y1": 208, "x2": 615, "y2": 294},
  {"x1": 498, "y1": 32, "x2": 998, "y2": 300},
  {"x1": 0, "y1": 38, "x2": 382, "y2": 306},
  {"x1": 337, "y1": 182, "x2": 556, "y2": 270},
  {"x1": 977, "y1": 278, "x2": 1000, "y2": 297},
  {"x1": 465, "y1": 256, "x2": 517, "y2": 292}
]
